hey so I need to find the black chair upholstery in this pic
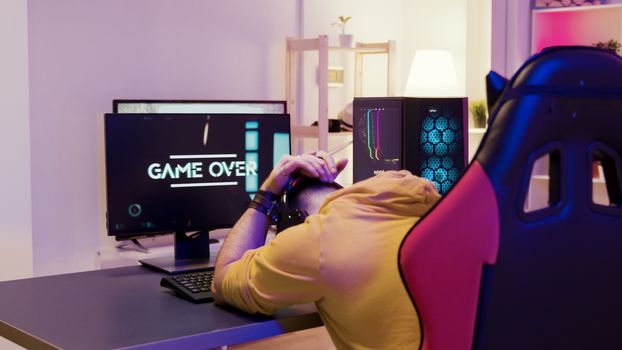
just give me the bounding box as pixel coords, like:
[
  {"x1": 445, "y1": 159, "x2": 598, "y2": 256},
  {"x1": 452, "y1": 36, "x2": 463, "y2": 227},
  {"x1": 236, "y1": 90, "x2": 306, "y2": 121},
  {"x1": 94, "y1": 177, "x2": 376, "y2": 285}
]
[{"x1": 475, "y1": 46, "x2": 622, "y2": 349}]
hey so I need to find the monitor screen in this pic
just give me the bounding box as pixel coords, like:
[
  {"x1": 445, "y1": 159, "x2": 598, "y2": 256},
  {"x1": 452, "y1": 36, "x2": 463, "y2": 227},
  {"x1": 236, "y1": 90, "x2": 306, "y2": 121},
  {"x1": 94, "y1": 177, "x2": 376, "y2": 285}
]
[
  {"x1": 112, "y1": 99, "x2": 286, "y2": 114},
  {"x1": 104, "y1": 113, "x2": 291, "y2": 239}
]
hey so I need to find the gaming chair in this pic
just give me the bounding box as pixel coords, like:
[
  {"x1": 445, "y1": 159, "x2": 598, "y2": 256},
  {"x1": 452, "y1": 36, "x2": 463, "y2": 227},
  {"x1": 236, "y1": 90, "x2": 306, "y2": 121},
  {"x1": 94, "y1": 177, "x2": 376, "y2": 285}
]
[{"x1": 398, "y1": 46, "x2": 622, "y2": 350}]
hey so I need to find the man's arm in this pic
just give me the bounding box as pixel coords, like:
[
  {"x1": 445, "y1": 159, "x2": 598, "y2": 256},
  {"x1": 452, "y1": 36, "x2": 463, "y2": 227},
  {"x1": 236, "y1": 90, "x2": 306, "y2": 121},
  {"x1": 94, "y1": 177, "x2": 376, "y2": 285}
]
[{"x1": 212, "y1": 151, "x2": 347, "y2": 305}]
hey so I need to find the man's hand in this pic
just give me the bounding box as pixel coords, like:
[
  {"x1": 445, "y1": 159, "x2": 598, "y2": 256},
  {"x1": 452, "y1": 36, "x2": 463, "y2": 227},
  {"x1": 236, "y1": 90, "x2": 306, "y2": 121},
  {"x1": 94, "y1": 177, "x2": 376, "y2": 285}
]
[{"x1": 260, "y1": 151, "x2": 348, "y2": 196}]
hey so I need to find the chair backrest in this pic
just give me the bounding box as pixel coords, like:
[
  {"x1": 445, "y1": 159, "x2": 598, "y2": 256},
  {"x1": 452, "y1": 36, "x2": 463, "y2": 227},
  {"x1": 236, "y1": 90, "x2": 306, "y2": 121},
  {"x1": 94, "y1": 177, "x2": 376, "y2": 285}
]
[{"x1": 399, "y1": 46, "x2": 622, "y2": 350}]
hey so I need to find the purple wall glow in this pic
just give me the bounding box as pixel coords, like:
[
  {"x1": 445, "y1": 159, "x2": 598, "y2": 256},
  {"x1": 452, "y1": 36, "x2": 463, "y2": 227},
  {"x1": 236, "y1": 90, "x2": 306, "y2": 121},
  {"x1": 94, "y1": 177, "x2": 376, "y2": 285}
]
[
  {"x1": 0, "y1": 0, "x2": 32, "y2": 281},
  {"x1": 28, "y1": 0, "x2": 296, "y2": 275}
]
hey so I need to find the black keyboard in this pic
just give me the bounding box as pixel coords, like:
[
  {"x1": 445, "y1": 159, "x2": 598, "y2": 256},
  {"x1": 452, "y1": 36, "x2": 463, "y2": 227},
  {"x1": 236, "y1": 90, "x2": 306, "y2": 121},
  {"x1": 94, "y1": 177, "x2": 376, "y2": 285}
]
[{"x1": 160, "y1": 270, "x2": 215, "y2": 303}]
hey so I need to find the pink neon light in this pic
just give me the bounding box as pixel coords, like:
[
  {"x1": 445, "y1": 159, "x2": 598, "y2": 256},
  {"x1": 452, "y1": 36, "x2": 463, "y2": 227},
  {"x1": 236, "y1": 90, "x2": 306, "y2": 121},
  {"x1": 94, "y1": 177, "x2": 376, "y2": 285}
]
[
  {"x1": 534, "y1": 11, "x2": 612, "y2": 53},
  {"x1": 366, "y1": 109, "x2": 374, "y2": 160},
  {"x1": 374, "y1": 109, "x2": 380, "y2": 160}
]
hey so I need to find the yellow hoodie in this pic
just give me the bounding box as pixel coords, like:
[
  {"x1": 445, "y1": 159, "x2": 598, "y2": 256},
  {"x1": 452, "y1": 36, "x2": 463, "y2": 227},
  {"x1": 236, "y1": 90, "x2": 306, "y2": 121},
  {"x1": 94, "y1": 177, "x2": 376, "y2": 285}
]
[{"x1": 221, "y1": 170, "x2": 441, "y2": 349}]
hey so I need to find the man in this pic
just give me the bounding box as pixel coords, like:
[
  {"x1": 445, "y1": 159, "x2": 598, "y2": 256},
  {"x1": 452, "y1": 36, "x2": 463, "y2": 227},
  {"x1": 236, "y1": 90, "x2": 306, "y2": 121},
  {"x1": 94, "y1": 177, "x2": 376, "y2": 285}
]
[{"x1": 212, "y1": 151, "x2": 440, "y2": 349}]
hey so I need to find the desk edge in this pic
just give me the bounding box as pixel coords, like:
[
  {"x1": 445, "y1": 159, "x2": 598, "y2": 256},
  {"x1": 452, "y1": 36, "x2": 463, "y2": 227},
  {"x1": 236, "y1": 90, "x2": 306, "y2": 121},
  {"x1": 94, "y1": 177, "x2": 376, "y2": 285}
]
[
  {"x1": 0, "y1": 320, "x2": 61, "y2": 350},
  {"x1": 118, "y1": 312, "x2": 323, "y2": 350}
]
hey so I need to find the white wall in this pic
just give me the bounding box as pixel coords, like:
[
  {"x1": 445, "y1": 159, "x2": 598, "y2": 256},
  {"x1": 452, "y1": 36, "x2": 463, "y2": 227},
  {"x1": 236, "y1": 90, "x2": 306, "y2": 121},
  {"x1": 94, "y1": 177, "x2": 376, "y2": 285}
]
[
  {"x1": 402, "y1": 0, "x2": 469, "y2": 96},
  {"x1": 0, "y1": 0, "x2": 33, "y2": 281},
  {"x1": 467, "y1": 0, "x2": 492, "y2": 103},
  {"x1": 491, "y1": 0, "x2": 532, "y2": 78}
]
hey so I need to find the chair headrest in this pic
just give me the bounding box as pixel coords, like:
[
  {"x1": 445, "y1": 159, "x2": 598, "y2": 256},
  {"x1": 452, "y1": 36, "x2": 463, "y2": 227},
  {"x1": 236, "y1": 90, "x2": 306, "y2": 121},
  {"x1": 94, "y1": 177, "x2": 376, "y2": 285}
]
[
  {"x1": 488, "y1": 46, "x2": 622, "y2": 112},
  {"x1": 477, "y1": 46, "x2": 622, "y2": 208}
]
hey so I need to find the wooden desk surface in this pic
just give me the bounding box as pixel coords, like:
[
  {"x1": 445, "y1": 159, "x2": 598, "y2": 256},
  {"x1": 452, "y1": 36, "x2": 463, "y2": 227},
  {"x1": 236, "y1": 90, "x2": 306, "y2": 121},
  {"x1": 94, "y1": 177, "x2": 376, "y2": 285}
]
[{"x1": 0, "y1": 266, "x2": 322, "y2": 350}]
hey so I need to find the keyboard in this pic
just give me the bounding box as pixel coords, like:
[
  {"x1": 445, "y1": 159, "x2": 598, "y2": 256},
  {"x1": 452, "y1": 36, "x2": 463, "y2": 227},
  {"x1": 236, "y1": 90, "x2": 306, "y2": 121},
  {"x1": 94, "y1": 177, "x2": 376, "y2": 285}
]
[{"x1": 160, "y1": 270, "x2": 215, "y2": 303}]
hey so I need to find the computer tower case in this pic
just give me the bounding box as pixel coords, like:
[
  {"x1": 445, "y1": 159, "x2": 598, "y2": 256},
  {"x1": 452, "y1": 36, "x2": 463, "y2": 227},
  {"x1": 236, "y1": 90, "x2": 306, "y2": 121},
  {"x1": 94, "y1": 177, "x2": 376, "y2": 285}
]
[{"x1": 353, "y1": 97, "x2": 468, "y2": 194}]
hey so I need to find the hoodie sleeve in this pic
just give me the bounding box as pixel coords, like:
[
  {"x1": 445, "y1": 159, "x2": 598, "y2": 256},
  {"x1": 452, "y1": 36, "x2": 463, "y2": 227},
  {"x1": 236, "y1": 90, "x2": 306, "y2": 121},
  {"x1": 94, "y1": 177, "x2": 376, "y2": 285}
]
[{"x1": 220, "y1": 219, "x2": 325, "y2": 315}]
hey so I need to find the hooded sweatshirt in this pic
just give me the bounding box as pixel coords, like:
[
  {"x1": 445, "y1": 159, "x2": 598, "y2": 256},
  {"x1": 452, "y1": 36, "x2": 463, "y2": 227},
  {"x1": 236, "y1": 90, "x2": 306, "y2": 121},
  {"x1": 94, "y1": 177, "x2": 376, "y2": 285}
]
[{"x1": 221, "y1": 170, "x2": 441, "y2": 349}]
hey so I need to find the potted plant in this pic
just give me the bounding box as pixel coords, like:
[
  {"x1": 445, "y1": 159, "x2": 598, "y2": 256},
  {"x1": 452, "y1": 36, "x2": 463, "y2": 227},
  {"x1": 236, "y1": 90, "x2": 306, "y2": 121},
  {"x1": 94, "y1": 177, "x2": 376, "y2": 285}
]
[
  {"x1": 593, "y1": 39, "x2": 621, "y2": 54},
  {"x1": 332, "y1": 16, "x2": 353, "y2": 47},
  {"x1": 469, "y1": 99, "x2": 488, "y2": 129}
]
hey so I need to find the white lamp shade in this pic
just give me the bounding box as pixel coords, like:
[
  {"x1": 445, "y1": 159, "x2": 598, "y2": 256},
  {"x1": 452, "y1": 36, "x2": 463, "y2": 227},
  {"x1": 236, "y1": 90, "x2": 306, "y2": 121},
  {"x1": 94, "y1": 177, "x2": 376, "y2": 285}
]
[{"x1": 404, "y1": 49, "x2": 459, "y2": 97}]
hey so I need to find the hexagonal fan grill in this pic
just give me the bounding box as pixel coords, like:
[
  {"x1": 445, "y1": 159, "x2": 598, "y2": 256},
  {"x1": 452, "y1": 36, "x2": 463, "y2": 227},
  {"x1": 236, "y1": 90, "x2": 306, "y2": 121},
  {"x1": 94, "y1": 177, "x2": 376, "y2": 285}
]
[{"x1": 420, "y1": 114, "x2": 462, "y2": 194}]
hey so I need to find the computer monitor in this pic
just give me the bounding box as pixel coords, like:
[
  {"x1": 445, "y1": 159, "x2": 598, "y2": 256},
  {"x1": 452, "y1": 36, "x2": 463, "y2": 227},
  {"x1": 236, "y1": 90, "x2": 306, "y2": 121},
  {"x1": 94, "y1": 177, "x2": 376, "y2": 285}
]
[
  {"x1": 112, "y1": 99, "x2": 287, "y2": 114},
  {"x1": 104, "y1": 113, "x2": 291, "y2": 273}
]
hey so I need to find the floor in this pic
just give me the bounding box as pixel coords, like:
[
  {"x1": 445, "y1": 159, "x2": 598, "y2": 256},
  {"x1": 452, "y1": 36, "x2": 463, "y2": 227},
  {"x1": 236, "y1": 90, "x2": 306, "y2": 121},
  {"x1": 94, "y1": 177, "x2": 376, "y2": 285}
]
[{"x1": 230, "y1": 326, "x2": 336, "y2": 350}]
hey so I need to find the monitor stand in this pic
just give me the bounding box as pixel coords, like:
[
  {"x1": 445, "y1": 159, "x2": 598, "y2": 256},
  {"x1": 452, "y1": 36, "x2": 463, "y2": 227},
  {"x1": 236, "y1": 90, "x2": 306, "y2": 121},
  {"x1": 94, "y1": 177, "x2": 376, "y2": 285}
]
[
  {"x1": 139, "y1": 231, "x2": 215, "y2": 274},
  {"x1": 116, "y1": 239, "x2": 150, "y2": 253}
]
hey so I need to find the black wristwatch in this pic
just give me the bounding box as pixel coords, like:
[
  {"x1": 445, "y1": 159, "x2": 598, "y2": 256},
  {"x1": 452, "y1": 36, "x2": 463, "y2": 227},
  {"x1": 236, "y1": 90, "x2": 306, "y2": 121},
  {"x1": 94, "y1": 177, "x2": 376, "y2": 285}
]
[{"x1": 248, "y1": 189, "x2": 281, "y2": 223}]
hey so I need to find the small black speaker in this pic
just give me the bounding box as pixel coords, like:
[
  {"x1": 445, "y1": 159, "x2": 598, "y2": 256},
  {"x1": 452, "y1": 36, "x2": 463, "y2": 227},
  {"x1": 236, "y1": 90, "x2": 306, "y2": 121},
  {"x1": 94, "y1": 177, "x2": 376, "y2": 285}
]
[{"x1": 353, "y1": 97, "x2": 468, "y2": 194}]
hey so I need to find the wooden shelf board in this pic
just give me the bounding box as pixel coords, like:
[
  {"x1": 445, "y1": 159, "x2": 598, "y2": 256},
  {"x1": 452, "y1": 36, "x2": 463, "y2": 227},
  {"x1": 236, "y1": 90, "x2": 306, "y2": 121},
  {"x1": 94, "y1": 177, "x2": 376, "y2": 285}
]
[
  {"x1": 328, "y1": 46, "x2": 389, "y2": 54},
  {"x1": 533, "y1": 3, "x2": 622, "y2": 14},
  {"x1": 291, "y1": 126, "x2": 352, "y2": 138},
  {"x1": 468, "y1": 128, "x2": 487, "y2": 134},
  {"x1": 287, "y1": 38, "x2": 321, "y2": 52}
]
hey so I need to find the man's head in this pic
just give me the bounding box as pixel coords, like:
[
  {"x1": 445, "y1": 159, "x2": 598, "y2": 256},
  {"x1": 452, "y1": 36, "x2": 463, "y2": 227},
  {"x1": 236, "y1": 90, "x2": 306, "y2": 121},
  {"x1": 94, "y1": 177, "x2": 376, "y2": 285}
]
[{"x1": 276, "y1": 177, "x2": 342, "y2": 233}]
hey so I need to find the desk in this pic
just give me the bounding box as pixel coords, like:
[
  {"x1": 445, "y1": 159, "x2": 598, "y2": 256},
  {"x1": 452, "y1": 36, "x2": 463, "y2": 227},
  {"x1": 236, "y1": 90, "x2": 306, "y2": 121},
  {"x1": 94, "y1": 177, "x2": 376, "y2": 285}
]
[{"x1": 0, "y1": 266, "x2": 322, "y2": 350}]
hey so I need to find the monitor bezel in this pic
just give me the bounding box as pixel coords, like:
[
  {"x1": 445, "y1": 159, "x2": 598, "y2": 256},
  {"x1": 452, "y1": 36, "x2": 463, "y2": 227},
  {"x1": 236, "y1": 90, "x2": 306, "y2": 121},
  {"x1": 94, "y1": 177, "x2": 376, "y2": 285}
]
[
  {"x1": 103, "y1": 112, "x2": 291, "y2": 240},
  {"x1": 112, "y1": 99, "x2": 287, "y2": 114}
]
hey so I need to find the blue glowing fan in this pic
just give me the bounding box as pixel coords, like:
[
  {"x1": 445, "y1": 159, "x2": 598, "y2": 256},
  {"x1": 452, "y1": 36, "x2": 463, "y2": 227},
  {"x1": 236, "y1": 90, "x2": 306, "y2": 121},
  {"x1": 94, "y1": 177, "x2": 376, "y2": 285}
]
[{"x1": 420, "y1": 112, "x2": 463, "y2": 194}]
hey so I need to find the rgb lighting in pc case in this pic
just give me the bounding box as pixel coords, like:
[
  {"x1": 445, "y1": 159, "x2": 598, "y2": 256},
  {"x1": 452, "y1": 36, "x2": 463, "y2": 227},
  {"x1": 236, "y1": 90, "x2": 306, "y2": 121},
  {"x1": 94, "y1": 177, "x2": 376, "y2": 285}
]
[{"x1": 353, "y1": 97, "x2": 468, "y2": 194}]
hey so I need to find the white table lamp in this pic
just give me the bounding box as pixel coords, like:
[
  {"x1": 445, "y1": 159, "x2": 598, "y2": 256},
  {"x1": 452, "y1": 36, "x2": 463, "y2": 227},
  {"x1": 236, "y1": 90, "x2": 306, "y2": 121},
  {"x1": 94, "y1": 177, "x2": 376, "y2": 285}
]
[{"x1": 404, "y1": 49, "x2": 459, "y2": 97}]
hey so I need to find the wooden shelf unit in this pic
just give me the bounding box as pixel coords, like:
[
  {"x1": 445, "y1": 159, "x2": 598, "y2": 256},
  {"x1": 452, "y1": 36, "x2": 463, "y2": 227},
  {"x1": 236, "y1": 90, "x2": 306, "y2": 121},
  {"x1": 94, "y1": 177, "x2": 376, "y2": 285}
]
[{"x1": 286, "y1": 35, "x2": 396, "y2": 153}]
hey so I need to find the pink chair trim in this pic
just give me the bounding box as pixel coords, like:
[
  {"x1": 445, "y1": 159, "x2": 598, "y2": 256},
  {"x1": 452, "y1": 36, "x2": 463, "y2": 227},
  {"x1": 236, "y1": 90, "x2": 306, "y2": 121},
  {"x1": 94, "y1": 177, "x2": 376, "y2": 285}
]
[{"x1": 399, "y1": 161, "x2": 500, "y2": 350}]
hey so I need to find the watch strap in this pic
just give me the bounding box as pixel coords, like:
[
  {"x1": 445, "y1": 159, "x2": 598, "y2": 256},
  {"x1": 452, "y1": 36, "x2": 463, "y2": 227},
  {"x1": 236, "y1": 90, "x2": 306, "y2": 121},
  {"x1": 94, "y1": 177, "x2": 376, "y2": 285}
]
[{"x1": 249, "y1": 190, "x2": 281, "y2": 222}]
